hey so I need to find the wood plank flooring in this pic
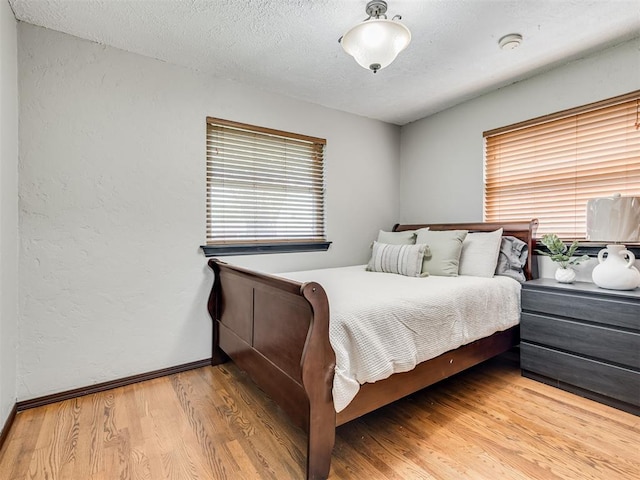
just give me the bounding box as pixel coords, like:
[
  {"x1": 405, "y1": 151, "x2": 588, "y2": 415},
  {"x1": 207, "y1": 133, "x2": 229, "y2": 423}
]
[{"x1": 1, "y1": 356, "x2": 638, "y2": 479}]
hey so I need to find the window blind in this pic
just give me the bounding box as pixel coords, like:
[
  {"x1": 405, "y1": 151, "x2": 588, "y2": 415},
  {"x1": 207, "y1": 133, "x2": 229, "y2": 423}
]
[
  {"x1": 484, "y1": 91, "x2": 640, "y2": 238},
  {"x1": 206, "y1": 117, "x2": 326, "y2": 245}
]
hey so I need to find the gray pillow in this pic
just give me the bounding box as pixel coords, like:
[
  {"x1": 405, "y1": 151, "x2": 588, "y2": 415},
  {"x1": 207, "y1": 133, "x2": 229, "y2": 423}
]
[
  {"x1": 415, "y1": 229, "x2": 468, "y2": 276},
  {"x1": 376, "y1": 229, "x2": 417, "y2": 245},
  {"x1": 367, "y1": 242, "x2": 429, "y2": 277},
  {"x1": 495, "y1": 236, "x2": 528, "y2": 283}
]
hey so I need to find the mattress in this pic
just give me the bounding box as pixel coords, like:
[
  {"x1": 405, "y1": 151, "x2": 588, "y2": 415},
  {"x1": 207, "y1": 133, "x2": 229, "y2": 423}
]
[{"x1": 281, "y1": 265, "x2": 521, "y2": 412}]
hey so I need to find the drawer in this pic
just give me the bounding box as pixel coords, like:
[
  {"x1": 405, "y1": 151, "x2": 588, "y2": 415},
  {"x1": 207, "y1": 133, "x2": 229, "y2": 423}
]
[
  {"x1": 521, "y1": 312, "x2": 640, "y2": 369},
  {"x1": 522, "y1": 289, "x2": 639, "y2": 330},
  {"x1": 521, "y1": 343, "x2": 640, "y2": 407}
]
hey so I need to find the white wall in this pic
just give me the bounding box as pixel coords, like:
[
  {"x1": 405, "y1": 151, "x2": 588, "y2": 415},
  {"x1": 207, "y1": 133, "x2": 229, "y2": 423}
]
[
  {"x1": 17, "y1": 24, "x2": 401, "y2": 400},
  {"x1": 0, "y1": 0, "x2": 19, "y2": 427},
  {"x1": 399, "y1": 37, "x2": 640, "y2": 278}
]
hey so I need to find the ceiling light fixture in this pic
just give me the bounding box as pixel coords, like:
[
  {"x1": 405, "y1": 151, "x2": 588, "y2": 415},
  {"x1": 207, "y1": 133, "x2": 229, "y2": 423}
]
[
  {"x1": 339, "y1": 0, "x2": 411, "y2": 74},
  {"x1": 499, "y1": 33, "x2": 523, "y2": 50}
]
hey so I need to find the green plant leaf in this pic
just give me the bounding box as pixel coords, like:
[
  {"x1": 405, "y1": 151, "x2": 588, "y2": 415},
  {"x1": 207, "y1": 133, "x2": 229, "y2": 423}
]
[{"x1": 537, "y1": 234, "x2": 589, "y2": 267}]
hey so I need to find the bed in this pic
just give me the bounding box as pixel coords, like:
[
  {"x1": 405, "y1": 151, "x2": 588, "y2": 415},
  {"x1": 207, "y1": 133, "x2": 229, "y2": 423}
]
[{"x1": 206, "y1": 220, "x2": 538, "y2": 479}]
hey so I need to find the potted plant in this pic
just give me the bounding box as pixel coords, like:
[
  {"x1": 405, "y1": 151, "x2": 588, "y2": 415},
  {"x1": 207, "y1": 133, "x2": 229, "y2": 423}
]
[{"x1": 535, "y1": 234, "x2": 589, "y2": 283}]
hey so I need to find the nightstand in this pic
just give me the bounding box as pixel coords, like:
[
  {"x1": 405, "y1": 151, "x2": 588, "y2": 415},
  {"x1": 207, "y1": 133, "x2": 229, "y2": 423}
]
[{"x1": 520, "y1": 278, "x2": 640, "y2": 415}]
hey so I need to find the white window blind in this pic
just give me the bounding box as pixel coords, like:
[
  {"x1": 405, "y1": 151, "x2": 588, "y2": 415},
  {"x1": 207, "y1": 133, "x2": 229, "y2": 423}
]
[
  {"x1": 484, "y1": 91, "x2": 640, "y2": 238},
  {"x1": 206, "y1": 117, "x2": 326, "y2": 246}
]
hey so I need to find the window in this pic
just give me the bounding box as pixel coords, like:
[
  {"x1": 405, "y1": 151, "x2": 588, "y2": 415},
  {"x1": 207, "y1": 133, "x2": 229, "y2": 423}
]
[
  {"x1": 484, "y1": 91, "x2": 640, "y2": 238},
  {"x1": 203, "y1": 117, "x2": 329, "y2": 256}
]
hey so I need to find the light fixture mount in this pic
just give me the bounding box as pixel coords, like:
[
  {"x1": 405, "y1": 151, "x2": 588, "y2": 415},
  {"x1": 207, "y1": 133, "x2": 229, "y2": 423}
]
[
  {"x1": 340, "y1": 0, "x2": 411, "y2": 74},
  {"x1": 365, "y1": 0, "x2": 388, "y2": 18}
]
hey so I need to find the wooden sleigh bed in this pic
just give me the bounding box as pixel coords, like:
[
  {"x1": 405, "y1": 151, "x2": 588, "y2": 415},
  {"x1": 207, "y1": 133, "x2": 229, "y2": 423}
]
[{"x1": 206, "y1": 220, "x2": 538, "y2": 479}]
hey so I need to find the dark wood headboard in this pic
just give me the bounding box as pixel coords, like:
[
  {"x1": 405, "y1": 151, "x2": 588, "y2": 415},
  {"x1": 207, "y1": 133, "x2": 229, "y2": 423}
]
[{"x1": 392, "y1": 220, "x2": 539, "y2": 280}]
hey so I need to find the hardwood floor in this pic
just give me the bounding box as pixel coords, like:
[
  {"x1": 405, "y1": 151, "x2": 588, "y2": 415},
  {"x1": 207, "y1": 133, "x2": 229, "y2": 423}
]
[{"x1": 1, "y1": 356, "x2": 638, "y2": 479}]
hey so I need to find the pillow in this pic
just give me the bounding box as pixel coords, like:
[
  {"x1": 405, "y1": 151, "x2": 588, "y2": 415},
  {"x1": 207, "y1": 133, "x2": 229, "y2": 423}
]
[
  {"x1": 375, "y1": 229, "x2": 417, "y2": 245},
  {"x1": 415, "y1": 229, "x2": 468, "y2": 276},
  {"x1": 458, "y1": 228, "x2": 504, "y2": 277},
  {"x1": 366, "y1": 242, "x2": 429, "y2": 277},
  {"x1": 495, "y1": 236, "x2": 529, "y2": 283}
]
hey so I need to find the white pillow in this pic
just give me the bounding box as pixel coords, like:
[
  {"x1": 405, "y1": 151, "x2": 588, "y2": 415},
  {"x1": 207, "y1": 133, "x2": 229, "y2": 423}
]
[
  {"x1": 458, "y1": 228, "x2": 504, "y2": 277},
  {"x1": 367, "y1": 242, "x2": 429, "y2": 277}
]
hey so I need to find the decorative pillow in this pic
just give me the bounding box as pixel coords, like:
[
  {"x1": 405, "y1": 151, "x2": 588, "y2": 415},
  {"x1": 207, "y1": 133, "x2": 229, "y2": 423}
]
[
  {"x1": 375, "y1": 229, "x2": 417, "y2": 245},
  {"x1": 366, "y1": 242, "x2": 429, "y2": 277},
  {"x1": 458, "y1": 228, "x2": 504, "y2": 277},
  {"x1": 495, "y1": 236, "x2": 529, "y2": 283},
  {"x1": 415, "y1": 229, "x2": 468, "y2": 276}
]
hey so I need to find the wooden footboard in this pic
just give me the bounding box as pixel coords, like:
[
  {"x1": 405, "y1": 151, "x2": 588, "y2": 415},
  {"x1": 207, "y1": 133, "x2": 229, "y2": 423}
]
[
  {"x1": 207, "y1": 260, "x2": 336, "y2": 479},
  {"x1": 207, "y1": 219, "x2": 538, "y2": 479}
]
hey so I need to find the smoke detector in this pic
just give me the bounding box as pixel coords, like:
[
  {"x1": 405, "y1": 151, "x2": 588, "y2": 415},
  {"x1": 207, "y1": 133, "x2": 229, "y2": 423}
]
[{"x1": 499, "y1": 33, "x2": 523, "y2": 50}]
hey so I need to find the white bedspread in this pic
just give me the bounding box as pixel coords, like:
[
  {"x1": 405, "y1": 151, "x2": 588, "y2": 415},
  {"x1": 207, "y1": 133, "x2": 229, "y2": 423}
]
[{"x1": 281, "y1": 265, "x2": 521, "y2": 412}]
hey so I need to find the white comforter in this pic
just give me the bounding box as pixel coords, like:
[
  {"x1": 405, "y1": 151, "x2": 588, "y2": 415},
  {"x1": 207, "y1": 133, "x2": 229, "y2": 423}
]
[{"x1": 281, "y1": 265, "x2": 521, "y2": 413}]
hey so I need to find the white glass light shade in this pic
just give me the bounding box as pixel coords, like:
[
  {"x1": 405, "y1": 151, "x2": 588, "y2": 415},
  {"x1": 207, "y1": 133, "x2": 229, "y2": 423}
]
[{"x1": 341, "y1": 19, "x2": 411, "y2": 72}]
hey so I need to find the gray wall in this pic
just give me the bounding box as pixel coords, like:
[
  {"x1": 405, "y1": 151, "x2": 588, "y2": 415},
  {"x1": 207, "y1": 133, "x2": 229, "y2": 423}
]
[
  {"x1": 399, "y1": 37, "x2": 640, "y2": 281},
  {"x1": 0, "y1": 0, "x2": 19, "y2": 428},
  {"x1": 16, "y1": 24, "x2": 401, "y2": 401},
  {"x1": 400, "y1": 37, "x2": 640, "y2": 224}
]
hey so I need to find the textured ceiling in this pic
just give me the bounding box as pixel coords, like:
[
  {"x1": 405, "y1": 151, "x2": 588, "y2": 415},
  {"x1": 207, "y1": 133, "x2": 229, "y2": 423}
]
[{"x1": 8, "y1": 0, "x2": 640, "y2": 125}]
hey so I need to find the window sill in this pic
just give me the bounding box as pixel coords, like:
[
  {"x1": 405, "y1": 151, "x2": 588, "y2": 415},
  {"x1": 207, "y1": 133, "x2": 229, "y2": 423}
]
[
  {"x1": 535, "y1": 241, "x2": 640, "y2": 258},
  {"x1": 201, "y1": 241, "x2": 332, "y2": 257}
]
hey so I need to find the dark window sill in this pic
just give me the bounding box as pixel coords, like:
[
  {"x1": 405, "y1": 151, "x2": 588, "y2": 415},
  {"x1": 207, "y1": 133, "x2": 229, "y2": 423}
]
[
  {"x1": 535, "y1": 241, "x2": 640, "y2": 258},
  {"x1": 201, "y1": 241, "x2": 331, "y2": 257}
]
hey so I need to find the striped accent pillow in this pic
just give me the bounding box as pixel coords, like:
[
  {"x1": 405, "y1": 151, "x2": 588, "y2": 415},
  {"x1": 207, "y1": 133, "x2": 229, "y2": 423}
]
[{"x1": 366, "y1": 242, "x2": 429, "y2": 277}]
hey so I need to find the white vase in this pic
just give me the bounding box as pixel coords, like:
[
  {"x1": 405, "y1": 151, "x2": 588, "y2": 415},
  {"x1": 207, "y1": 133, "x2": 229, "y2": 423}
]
[
  {"x1": 555, "y1": 266, "x2": 576, "y2": 283},
  {"x1": 592, "y1": 244, "x2": 640, "y2": 290}
]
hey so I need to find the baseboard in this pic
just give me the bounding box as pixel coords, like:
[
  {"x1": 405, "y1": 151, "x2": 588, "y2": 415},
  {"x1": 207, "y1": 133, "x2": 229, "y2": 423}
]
[
  {"x1": 0, "y1": 403, "x2": 17, "y2": 452},
  {"x1": 16, "y1": 358, "x2": 212, "y2": 412}
]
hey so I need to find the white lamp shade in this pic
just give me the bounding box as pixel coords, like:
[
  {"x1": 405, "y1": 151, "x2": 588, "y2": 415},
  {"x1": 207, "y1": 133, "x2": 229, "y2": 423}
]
[
  {"x1": 586, "y1": 195, "x2": 640, "y2": 242},
  {"x1": 341, "y1": 19, "x2": 411, "y2": 71}
]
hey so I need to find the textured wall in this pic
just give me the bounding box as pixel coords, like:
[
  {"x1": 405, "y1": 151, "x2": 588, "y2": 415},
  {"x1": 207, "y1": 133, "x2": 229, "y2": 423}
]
[
  {"x1": 17, "y1": 24, "x2": 400, "y2": 400},
  {"x1": 0, "y1": 0, "x2": 19, "y2": 427}
]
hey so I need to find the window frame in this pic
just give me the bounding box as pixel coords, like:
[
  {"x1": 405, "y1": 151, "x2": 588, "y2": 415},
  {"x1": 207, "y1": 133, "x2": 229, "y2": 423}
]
[{"x1": 202, "y1": 117, "x2": 330, "y2": 257}]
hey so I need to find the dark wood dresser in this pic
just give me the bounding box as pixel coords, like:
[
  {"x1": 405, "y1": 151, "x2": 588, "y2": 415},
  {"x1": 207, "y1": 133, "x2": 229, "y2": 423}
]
[{"x1": 520, "y1": 278, "x2": 639, "y2": 415}]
